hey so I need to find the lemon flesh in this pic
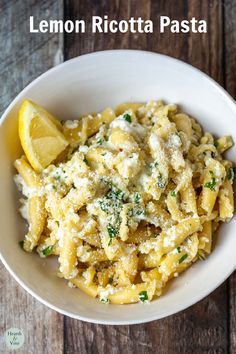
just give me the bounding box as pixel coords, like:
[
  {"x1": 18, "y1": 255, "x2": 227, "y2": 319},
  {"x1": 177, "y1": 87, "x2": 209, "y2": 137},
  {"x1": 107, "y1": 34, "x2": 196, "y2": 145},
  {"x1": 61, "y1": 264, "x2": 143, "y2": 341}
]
[{"x1": 19, "y1": 99, "x2": 68, "y2": 172}]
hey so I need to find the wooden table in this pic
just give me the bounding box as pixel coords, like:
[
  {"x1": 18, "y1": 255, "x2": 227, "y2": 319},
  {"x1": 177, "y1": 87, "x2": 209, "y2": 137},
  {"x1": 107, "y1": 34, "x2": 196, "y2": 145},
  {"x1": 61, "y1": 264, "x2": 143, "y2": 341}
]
[{"x1": 1, "y1": 1, "x2": 235, "y2": 353}]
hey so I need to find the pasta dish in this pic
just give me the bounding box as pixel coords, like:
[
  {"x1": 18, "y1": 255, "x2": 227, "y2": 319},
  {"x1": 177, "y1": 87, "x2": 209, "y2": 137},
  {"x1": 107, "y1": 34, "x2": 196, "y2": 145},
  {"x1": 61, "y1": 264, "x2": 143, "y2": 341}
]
[{"x1": 14, "y1": 99, "x2": 235, "y2": 304}]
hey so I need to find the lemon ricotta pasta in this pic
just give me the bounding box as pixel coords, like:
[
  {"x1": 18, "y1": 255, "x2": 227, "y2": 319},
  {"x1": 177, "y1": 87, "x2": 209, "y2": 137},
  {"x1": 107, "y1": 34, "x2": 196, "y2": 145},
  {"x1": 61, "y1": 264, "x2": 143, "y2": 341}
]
[{"x1": 14, "y1": 99, "x2": 235, "y2": 304}]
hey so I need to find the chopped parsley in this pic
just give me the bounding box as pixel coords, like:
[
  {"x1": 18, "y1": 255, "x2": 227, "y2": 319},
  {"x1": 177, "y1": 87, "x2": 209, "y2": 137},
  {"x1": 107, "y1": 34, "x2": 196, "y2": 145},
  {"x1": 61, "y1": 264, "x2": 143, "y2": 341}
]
[
  {"x1": 98, "y1": 200, "x2": 109, "y2": 213},
  {"x1": 19, "y1": 240, "x2": 24, "y2": 249},
  {"x1": 102, "y1": 179, "x2": 125, "y2": 201},
  {"x1": 133, "y1": 192, "x2": 141, "y2": 204},
  {"x1": 176, "y1": 246, "x2": 181, "y2": 253},
  {"x1": 97, "y1": 138, "x2": 103, "y2": 145},
  {"x1": 139, "y1": 291, "x2": 148, "y2": 302},
  {"x1": 214, "y1": 140, "x2": 219, "y2": 148},
  {"x1": 123, "y1": 113, "x2": 132, "y2": 123},
  {"x1": 99, "y1": 179, "x2": 123, "y2": 245},
  {"x1": 178, "y1": 253, "x2": 188, "y2": 264},
  {"x1": 204, "y1": 172, "x2": 216, "y2": 191},
  {"x1": 157, "y1": 174, "x2": 165, "y2": 189},
  {"x1": 227, "y1": 167, "x2": 236, "y2": 181},
  {"x1": 98, "y1": 196, "x2": 123, "y2": 220},
  {"x1": 101, "y1": 152, "x2": 107, "y2": 156},
  {"x1": 107, "y1": 224, "x2": 119, "y2": 246},
  {"x1": 108, "y1": 275, "x2": 114, "y2": 284},
  {"x1": 52, "y1": 185, "x2": 57, "y2": 190},
  {"x1": 128, "y1": 206, "x2": 146, "y2": 218},
  {"x1": 42, "y1": 245, "x2": 53, "y2": 257},
  {"x1": 100, "y1": 298, "x2": 110, "y2": 304},
  {"x1": 106, "y1": 186, "x2": 124, "y2": 201},
  {"x1": 170, "y1": 190, "x2": 176, "y2": 197},
  {"x1": 161, "y1": 253, "x2": 167, "y2": 258}
]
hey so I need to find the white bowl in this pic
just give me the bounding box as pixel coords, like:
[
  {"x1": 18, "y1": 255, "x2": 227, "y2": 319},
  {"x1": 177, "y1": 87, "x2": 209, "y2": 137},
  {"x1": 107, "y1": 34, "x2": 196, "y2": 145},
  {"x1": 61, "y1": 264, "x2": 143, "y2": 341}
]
[{"x1": 0, "y1": 50, "x2": 235, "y2": 325}]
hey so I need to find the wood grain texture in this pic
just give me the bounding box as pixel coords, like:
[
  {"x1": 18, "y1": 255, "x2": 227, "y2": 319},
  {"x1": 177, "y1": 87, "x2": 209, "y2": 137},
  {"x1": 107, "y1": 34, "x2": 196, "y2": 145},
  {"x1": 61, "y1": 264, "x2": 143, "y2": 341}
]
[
  {"x1": 224, "y1": 1, "x2": 236, "y2": 352},
  {"x1": 64, "y1": 284, "x2": 228, "y2": 354},
  {"x1": 63, "y1": 1, "x2": 232, "y2": 353},
  {"x1": 0, "y1": 0, "x2": 64, "y2": 116},
  {"x1": 1, "y1": 0, "x2": 235, "y2": 353},
  {"x1": 224, "y1": 0, "x2": 236, "y2": 98},
  {"x1": 0, "y1": 1, "x2": 64, "y2": 353}
]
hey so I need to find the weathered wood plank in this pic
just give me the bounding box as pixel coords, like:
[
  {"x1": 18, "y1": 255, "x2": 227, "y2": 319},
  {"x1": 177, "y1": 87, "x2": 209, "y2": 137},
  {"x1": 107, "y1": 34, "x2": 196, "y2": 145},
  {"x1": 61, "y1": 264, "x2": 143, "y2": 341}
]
[
  {"x1": 64, "y1": 281, "x2": 228, "y2": 354},
  {"x1": 224, "y1": 0, "x2": 236, "y2": 99},
  {"x1": 1, "y1": 0, "x2": 234, "y2": 353},
  {"x1": 224, "y1": 1, "x2": 236, "y2": 352},
  {"x1": 0, "y1": 265, "x2": 64, "y2": 354},
  {"x1": 229, "y1": 271, "x2": 236, "y2": 354},
  {"x1": 0, "y1": 0, "x2": 64, "y2": 116},
  {"x1": 188, "y1": 0, "x2": 224, "y2": 84},
  {"x1": 0, "y1": 1, "x2": 64, "y2": 353},
  {"x1": 64, "y1": 1, "x2": 229, "y2": 353}
]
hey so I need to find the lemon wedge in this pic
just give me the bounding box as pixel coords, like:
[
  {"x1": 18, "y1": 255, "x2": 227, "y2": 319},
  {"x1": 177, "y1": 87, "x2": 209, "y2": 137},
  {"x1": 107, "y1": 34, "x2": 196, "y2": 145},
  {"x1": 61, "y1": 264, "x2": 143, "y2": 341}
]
[{"x1": 19, "y1": 99, "x2": 68, "y2": 172}]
